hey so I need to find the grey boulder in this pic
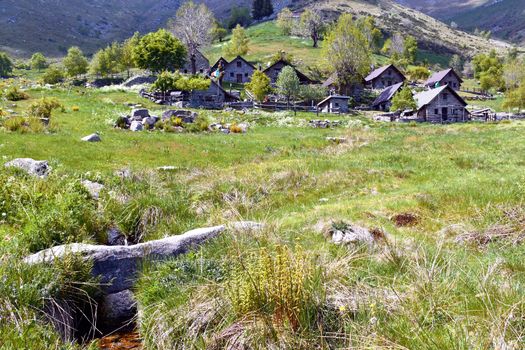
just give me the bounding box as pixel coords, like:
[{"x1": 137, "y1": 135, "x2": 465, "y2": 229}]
[
  {"x1": 130, "y1": 121, "x2": 144, "y2": 132},
  {"x1": 131, "y1": 108, "x2": 150, "y2": 121},
  {"x1": 81, "y1": 180, "x2": 104, "y2": 199},
  {"x1": 81, "y1": 133, "x2": 101, "y2": 142},
  {"x1": 4, "y1": 158, "x2": 51, "y2": 178},
  {"x1": 98, "y1": 289, "x2": 136, "y2": 332}
]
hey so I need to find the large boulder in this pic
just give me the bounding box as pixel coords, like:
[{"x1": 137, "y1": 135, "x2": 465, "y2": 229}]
[
  {"x1": 81, "y1": 133, "x2": 101, "y2": 142},
  {"x1": 130, "y1": 108, "x2": 150, "y2": 121},
  {"x1": 5, "y1": 158, "x2": 51, "y2": 178},
  {"x1": 325, "y1": 222, "x2": 386, "y2": 246},
  {"x1": 129, "y1": 121, "x2": 144, "y2": 132},
  {"x1": 98, "y1": 289, "x2": 136, "y2": 333},
  {"x1": 122, "y1": 75, "x2": 157, "y2": 87}
]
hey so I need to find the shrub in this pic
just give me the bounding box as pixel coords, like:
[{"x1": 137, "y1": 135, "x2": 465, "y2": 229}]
[
  {"x1": 3, "y1": 116, "x2": 26, "y2": 132},
  {"x1": 41, "y1": 65, "x2": 65, "y2": 85},
  {"x1": 185, "y1": 115, "x2": 210, "y2": 133},
  {"x1": 5, "y1": 86, "x2": 29, "y2": 101},
  {"x1": 26, "y1": 98, "x2": 64, "y2": 120},
  {"x1": 71, "y1": 106, "x2": 80, "y2": 112},
  {"x1": 228, "y1": 245, "x2": 324, "y2": 331},
  {"x1": 229, "y1": 123, "x2": 243, "y2": 133}
]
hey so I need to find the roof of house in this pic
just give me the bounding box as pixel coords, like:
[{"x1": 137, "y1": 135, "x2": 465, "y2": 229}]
[
  {"x1": 211, "y1": 57, "x2": 229, "y2": 71},
  {"x1": 317, "y1": 94, "x2": 351, "y2": 107},
  {"x1": 414, "y1": 85, "x2": 466, "y2": 110},
  {"x1": 372, "y1": 82, "x2": 404, "y2": 107},
  {"x1": 322, "y1": 73, "x2": 337, "y2": 88},
  {"x1": 209, "y1": 80, "x2": 240, "y2": 101},
  {"x1": 425, "y1": 68, "x2": 463, "y2": 87},
  {"x1": 364, "y1": 64, "x2": 405, "y2": 83},
  {"x1": 228, "y1": 55, "x2": 257, "y2": 70},
  {"x1": 264, "y1": 59, "x2": 313, "y2": 83}
]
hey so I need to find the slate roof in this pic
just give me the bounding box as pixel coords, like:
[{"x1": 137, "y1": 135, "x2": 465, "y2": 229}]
[
  {"x1": 425, "y1": 68, "x2": 463, "y2": 87},
  {"x1": 263, "y1": 59, "x2": 314, "y2": 83},
  {"x1": 317, "y1": 94, "x2": 351, "y2": 107},
  {"x1": 414, "y1": 85, "x2": 466, "y2": 110},
  {"x1": 322, "y1": 73, "x2": 337, "y2": 88},
  {"x1": 372, "y1": 82, "x2": 404, "y2": 107},
  {"x1": 365, "y1": 64, "x2": 405, "y2": 82},
  {"x1": 211, "y1": 57, "x2": 229, "y2": 72},
  {"x1": 230, "y1": 56, "x2": 257, "y2": 70}
]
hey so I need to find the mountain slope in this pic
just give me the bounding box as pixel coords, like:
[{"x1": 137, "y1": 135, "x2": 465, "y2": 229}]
[
  {"x1": 394, "y1": 0, "x2": 525, "y2": 44},
  {"x1": 0, "y1": 0, "x2": 251, "y2": 57}
]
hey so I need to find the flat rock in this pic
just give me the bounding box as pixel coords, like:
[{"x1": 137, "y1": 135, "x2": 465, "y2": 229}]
[
  {"x1": 131, "y1": 108, "x2": 149, "y2": 120},
  {"x1": 4, "y1": 158, "x2": 51, "y2": 178},
  {"x1": 130, "y1": 121, "x2": 143, "y2": 132},
  {"x1": 81, "y1": 133, "x2": 101, "y2": 142},
  {"x1": 81, "y1": 179, "x2": 104, "y2": 199}
]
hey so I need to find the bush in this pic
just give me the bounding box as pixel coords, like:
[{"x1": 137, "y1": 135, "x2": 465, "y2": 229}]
[
  {"x1": 3, "y1": 116, "x2": 26, "y2": 132},
  {"x1": 229, "y1": 123, "x2": 243, "y2": 133},
  {"x1": 26, "y1": 98, "x2": 64, "y2": 120},
  {"x1": 185, "y1": 115, "x2": 210, "y2": 133},
  {"x1": 5, "y1": 86, "x2": 29, "y2": 101},
  {"x1": 41, "y1": 65, "x2": 65, "y2": 85},
  {"x1": 71, "y1": 106, "x2": 80, "y2": 112}
]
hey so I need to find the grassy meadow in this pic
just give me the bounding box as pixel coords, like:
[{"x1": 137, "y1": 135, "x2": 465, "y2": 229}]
[{"x1": 1, "y1": 78, "x2": 525, "y2": 349}]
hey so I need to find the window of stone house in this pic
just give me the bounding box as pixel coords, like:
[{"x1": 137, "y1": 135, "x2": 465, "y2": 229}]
[
  {"x1": 237, "y1": 61, "x2": 242, "y2": 68},
  {"x1": 230, "y1": 72, "x2": 234, "y2": 77},
  {"x1": 434, "y1": 108, "x2": 439, "y2": 114},
  {"x1": 443, "y1": 93, "x2": 448, "y2": 100}
]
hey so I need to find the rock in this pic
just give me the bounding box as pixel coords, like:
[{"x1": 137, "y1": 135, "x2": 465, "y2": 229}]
[
  {"x1": 130, "y1": 121, "x2": 144, "y2": 132},
  {"x1": 122, "y1": 75, "x2": 157, "y2": 87},
  {"x1": 115, "y1": 168, "x2": 132, "y2": 180},
  {"x1": 5, "y1": 158, "x2": 51, "y2": 178},
  {"x1": 81, "y1": 133, "x2": 101, "y2": 142},
  {"x1": 98, "y1": 289, "x2": 136, "y2": 333},
  {"x1": 81, "y1": 180, "x2": 104, "y2": 199},
  {"x1": 157, "y1": 166, "x2": 177, "y2": 171},
  {"x1": 220, "y1": 128, "x2": 230, "y2": 134},
  {"x1": 162, "y1": 110, "x2": 197, "y2": 123},
  {"x1": 326, "y1": 137, "x2": 346, "y2": 143},
  {"x1": 141, "y1": 116, "x2": 156, "y2": 129},
  {"x1": 107, "y1": 227, "x2": 126, "y2": 246},
  {"x1": 130, "y1": 108, "x2": 150, "y2": 121},
  {"x1": 229, "y1": 221, "x2": 265, "y2": 232},
  {"x1": 238, "y1": 123, "x2": 249, "y2": 133},
  {"x1": 327, "y1": 223, "x2": 385, "y2": 246},
  {"x1": 25, "y1": 225, "x2": 227, "y2": 294}
]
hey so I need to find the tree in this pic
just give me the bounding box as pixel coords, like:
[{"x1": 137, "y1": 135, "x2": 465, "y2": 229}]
[
  {"x1": 390, "y1": 86, "x2": 416, "y2": 112},
  {"x1": 133, "y1": 29, "x2": 187, "y2": 72},
  {"x1": 269, "y1": 51, "x2": 294, "y2": 65},
  {"x1": 211, "y1": 22, "x2": 228, "y2": 42},
  {"x1": 121, "y1": 32, "x2": 140, "y2": 77},
  {"x1": 152, "y1": 71, "x2": 180, "y2": 93},
  {"x1": 299, "y1": 84, "x2": 327, "y2": 104},
  {"x1": 299, "y1": 9, "x2": 324, "y2": 48},
  {"x1": 169, "y1": 1, "x2": 215, "y2": 75},
  {"x1": 31, "y1": 53, "x2": 48, "y2": 71},
  {"x1": 262, "y1": 0, "x2": 274, "y2": 19},
  {"x1": 472, "y1": 50, "x2": 504, "y2": 91},
  {"x1": 324, "y1": 14, "x2": 371, "y2": 89},
  {"x1": 63, "y1": 47, "x2": 88, "y2": 77},
  {"x1": 407, "y1": 66, "x2": 430, "y2": 81},
  {"x1": 403, "y1": 36, "x2": 417, "y2": 64},
  {"x1": 226, "y1": 7, "x2": 252, "y2": 29},
  {"x1": 152, "y1": 71, "x2": 210, "y2": 93},
  {"x1": 245, "y1": 70, "x2": 272, "y2": 102},
  {"x1": 41, "y1": 65, "x2": 65, "y2": 85},
  {"x1": 224, "y1": 24, "x2": 249, "y2": 58},
  {"x1": 0, "y1": 52, "x2": 13, "y2": 77},
  {"x1": 357, "y1": 16, "x2": 382, "y2": 53},
  {"x1": 276, "y1": 8, "x2": 294, "y2": 35},
  {"x1": 503, "y1": 83, "x2": 525, "y2": 111},
  {"x1": 90, "y1": 42, "x2": 123, "y2": 77},
  {"x1": 449, "y1": 54, "x2": 463, "y2": 74},
  {"x1": 389, "y1": 32, "x2": 405, "y2": 59},
  {"x1": 276, "y1": 66, "x2": 300, "y2": 105},
  {"x1": 503, "y1": 59, "x2": 525, "y2": 90}
]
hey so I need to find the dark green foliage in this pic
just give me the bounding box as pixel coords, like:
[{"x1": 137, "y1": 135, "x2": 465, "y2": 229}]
[
  {"x1": 0, "y1": 52, "x2": 13, "y2": 77},
  {"x1": 132, "y1": 29, "x2": 187, "y2": 72},
  {"x1": 252, "y1": 0, "x2": 273, "y2": 20},
  {"x1": 5, "y1": 86, "x2": 30, "y2": 101},
  {"x1": 225, "y1": 7, "x2": 252, "y2": 29},
  {"x1": 41, "y1": 65, "x2": 65, "y2": 85}
]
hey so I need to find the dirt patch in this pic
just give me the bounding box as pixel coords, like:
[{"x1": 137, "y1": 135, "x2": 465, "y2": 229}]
[{"x1": 391, "y1": 213, "x2": 420, "y2": 227}]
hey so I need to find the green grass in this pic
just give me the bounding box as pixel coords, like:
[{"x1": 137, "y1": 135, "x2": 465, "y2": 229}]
[{"x1": 1, "y1": 77, "x2": 525, "y2": 348}]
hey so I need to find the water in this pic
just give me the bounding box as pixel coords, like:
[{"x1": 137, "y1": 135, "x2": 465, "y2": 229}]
[{"x1": 98, "y1": 331, "x2": 142, "y2": 350}]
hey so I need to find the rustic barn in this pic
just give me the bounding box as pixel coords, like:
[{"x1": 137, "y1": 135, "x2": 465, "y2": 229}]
[
  {"x1": 364, "y1": 64, "x2": 406, "y2": 90},
  {"x1": 372, "y1": 82, "x2": 404, "y2": 111},
  {"x1": 425, "y1": 68, "x2": 463, "y2": 90},
  {"x1": 322, "y1": 73, "x2": 364, "y2": 100},
  {"x1": 317, "y1": 95, "x2": 350, "y2": 113},
  {"x1": 180, "y1": 50, "x2": 210, "y2": 75},
  {"x1": 414, "y1": 85, "x2": 469, "y2": 123},
  {"x1": 222, "y1": 56, "x2": 256, "y2": 84},
  {"x1": 263, "y1": 59, "x2": 313, "y2": 84},
  {"x1": 190, "y1": 80, "x2": 239, "y2": 108}
]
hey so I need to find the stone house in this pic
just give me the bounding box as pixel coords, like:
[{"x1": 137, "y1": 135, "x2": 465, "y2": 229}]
[
  {"x1": 364, "y1": 64, "x2": 406, "y2": 89},
  {"x1": 211, "y1": 57, "x2": 229, "y2": 73},
  {"x1": 425, "y1": 68, "x2": 463, "y2": 90},
  {"x1": 190, "y1": 80, "x2": 239, "y2": 108},
  {"x1": 322, "y1": 73, "x2": 364, "y2": 101},
  {"x1": 413, "y1": 85, "x2": 469, "y2": 123},
  {"x1": 317, "y1": 95, "x2": 350, "y2": 113},
  {"x1": 263, "y1": 59, "x2": 313, "y2": 84},
  {"x1": 222, "y1": 56, "x2": 256, "y2": 84},
  {"x1": 180, "y1": 50, "x2": 210, "y2": 75},
  {"x1": 372, "y1": 82, "x2": 403, "y2": 111}
]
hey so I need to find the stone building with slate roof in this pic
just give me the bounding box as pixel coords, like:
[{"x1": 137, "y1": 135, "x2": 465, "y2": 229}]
[
  {"x1": 425, "y1": 68, "x2": 463, "y2": 90},
  {"x1": 364, "y1": 64, "x2": 406, "y2": 89},
  {"x1": 414, "y1": 85, "x2": 469, "y2": 123}
]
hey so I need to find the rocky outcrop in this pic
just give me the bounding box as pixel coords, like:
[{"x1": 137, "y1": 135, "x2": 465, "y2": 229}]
[
  {"x1": 4, "y1": 158, "x2": 51, "y2": 178},
  {"x1": 122, "y1": 75, "x2": 157, "y2": 87}
]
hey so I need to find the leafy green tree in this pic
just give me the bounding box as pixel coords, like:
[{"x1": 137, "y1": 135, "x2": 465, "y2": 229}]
[
  {"x1": 357, "y1": 16, "x2": 382, "y2": 53},
  {"x1": 121, "y1": 32, "x2": 140, "y2": 77},
  {"x1": 175, "y1": 76, "x2": 210, "y2": 91},
  {"x1": 324, "y1": 14, "x2": 371, "y2": 89},
  {"x1": 299, "y1": 9, "x2": 324, "y2": 48},
  {"x1": 390, "y1": 86, "x2": 416, "y2": 112},
  {"x1": 224, "y1": 25, "x2": 249, "y2": 58},
  {"x1": 152, "y1": 71, "x2": 210, "y2": 93},
  {"x1": 276, "y1": 66, "x2": 300, "y2": 105},
  {"x1": 407, "y1": 66, "x2": 430, "y2": 81},
  {"x1": 90, "y1": 42, "x2": 123, "y2": 77},
  {"x1": 211, "y1": 22, "x2": 228, "y2": 42},
  {"x1": 226, "y1": 7, "x2": 252, "y2": 29},
  {"x1": 472, "y1": 50, "x2": 504, "y2": 91},
  {"x1": 63, "y1": 47, "x2": 88, "y2": 77},
  {"x1": 503, "y1": 59, "x2": 525, "y2": 90},
  {"x1": 269, "y1": 51, "x2": 294, "y2": 65},
  {"x1": 403, "y1": 36, "x2": 417, "y2": 64},
  {"x1": 152, "y1": 71, "x2": 180, "y2": 93},
  {"x1": 41, "y1": 65, "x2": 65, "y2": 85},
  {"x1": 276, "y1": 8, "x2": 294, "y2": 35},
  {"x1": 299, "y1": 84, "x2": 327, "y2": 104},
  {"x1": 133, "y1": 29, "x2": 187, "y2": 72},
  {"x1": 0, "y1": 52, "x2": 13, "y2": 77},
  {"x1": 503, "y1": 83, "x2": 525, "y2": 111},
  {"x1": 245, "y1": 70, "x2": 272, "y2": 102},
  {"x1": 30, "y1": 53, "x2": 48, "y2": 71}
]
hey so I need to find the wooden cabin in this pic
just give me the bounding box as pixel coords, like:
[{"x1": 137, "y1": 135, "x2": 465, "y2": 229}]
[
  {"x1": 372, "y1": 82, "x2": 403, "y2": 111},
  {"x1": 413, "y1": 85, "x2": 469, "y2": 123},
  {"x1": 317, "y1": 95, "x2": 350, "y2": 113},
  {"x1": 364, "y1": 64, "x2": 406, "y2": 90},
  {"x1": 263, "y1": 59, "x2": 313, "y2": 84},
  {"x1": 425, "y1": 68, "x2": 463, "y2": 90}
]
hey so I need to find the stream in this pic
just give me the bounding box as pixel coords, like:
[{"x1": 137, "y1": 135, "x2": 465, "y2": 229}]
[{"x1": 98, "y1": 331, "x2": 142, "y2": 350}]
